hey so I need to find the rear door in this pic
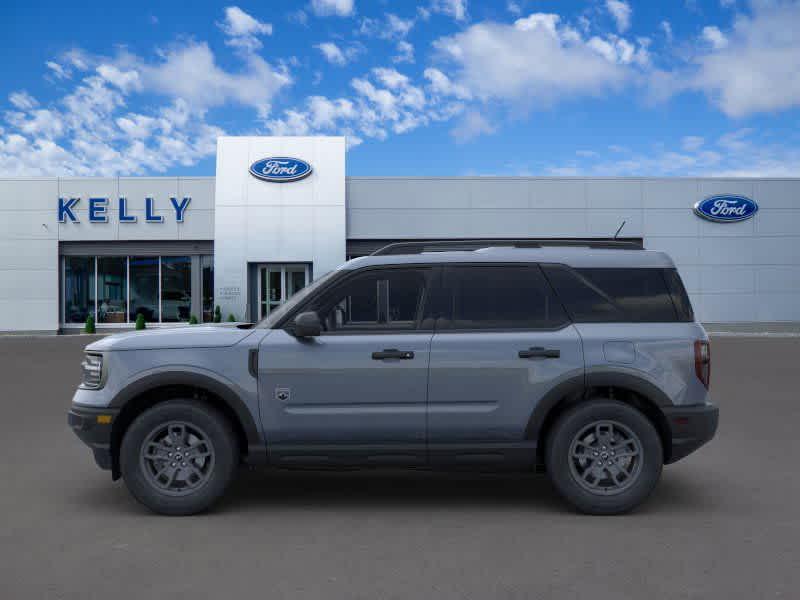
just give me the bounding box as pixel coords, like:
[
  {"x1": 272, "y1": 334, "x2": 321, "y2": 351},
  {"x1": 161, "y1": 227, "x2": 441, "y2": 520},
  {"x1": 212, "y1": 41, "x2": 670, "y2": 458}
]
[{"x1": 427, "y1": 264, "x2": 584, "y2": 466}]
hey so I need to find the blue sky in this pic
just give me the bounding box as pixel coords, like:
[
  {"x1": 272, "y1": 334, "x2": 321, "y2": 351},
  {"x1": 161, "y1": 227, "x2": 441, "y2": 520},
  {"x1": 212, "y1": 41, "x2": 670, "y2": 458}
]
[{"x1": 1, "y1": 0, "x2": 798, "y2": 177}]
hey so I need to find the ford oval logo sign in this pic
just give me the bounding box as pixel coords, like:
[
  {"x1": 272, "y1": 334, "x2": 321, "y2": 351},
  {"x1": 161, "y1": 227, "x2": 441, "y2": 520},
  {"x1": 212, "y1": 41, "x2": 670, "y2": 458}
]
[
  {"x1": 693, "y1": 195, "x2": 758, "y2": 223},
  {"x1": 249, "y1": 157, "x2": 312, "y2": 183}
]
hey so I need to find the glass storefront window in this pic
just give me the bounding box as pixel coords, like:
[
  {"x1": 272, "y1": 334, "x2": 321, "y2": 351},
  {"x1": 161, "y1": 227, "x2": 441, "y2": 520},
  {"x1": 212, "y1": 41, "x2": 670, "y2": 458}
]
[
  {"x1": 97, "y1": 257, "x2": 127, "y2": 324},
  {"x1": 64, "y1": 256, "x2": 95, "y2": 324},
  {"x1": 62, "y1": 253, "x2": 207, "y2": 326},
  {"x1": 129, "y1": 256, "x2": 159, "y2": 322},
  {"x1": 201, "y1": 255, "x2": 214, "y2": 322},
  {"x1": 161, "y1": 256, "x2": 191, "y2": 322}
]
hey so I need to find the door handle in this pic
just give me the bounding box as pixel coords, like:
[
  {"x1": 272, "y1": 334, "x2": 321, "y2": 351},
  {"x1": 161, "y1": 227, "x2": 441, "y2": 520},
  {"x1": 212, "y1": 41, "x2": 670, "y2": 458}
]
[
  {"x1": 372, "y1": 348, "x2": 415, "y2": 360},
  {"x1": 518, "y1": 347, "x2": 560, "y2": 359}
]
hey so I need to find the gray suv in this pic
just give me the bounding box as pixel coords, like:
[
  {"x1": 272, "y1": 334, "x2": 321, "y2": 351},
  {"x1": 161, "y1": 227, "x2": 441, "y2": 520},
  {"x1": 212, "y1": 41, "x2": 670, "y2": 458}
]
[{"x1": 68, "y1": 241, "x2": 718, "y2": 515}]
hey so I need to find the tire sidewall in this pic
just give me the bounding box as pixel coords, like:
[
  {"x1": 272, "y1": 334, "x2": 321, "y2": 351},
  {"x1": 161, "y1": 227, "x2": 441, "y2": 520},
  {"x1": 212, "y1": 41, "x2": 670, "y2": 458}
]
[
  {"x1": 546, "y1": 400, "x2": 663, "y2": 515},
  {"x1": 120, "y1": 400, "x2": 238, "y2": 515}
]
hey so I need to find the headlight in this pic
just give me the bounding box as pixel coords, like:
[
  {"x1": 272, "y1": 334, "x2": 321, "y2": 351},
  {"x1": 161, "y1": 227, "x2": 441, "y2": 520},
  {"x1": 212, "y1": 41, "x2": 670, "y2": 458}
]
[{"x1": 80, "y1": 353, "x2": 104, "y2": 389}]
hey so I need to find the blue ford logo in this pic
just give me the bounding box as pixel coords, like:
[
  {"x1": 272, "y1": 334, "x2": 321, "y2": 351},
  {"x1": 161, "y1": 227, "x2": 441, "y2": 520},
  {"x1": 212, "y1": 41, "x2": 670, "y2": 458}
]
[
  {"x1": 693, "y1": 195, "x2": 758, "y2": 223},
  {"x1": 249, "y1": 157, "x2": 312, "y2": 182}
]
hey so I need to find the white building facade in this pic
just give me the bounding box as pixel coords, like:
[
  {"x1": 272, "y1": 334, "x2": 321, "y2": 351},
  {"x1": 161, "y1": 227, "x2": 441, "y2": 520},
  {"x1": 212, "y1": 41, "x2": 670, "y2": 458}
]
[{"x1": 0, "y1": 135, "x2": 798, "y2": 333}]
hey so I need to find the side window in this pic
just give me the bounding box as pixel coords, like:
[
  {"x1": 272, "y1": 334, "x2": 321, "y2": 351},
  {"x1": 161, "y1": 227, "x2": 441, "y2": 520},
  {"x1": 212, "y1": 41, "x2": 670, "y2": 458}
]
[
  {"x1": 442, "y1": 265, "x2": 568, "y2": 330},
  {"x1": 311, "y1": 268, "x2": 428, "y2": 332},
  {"x1": 543, "y1": 265, "x2": 680, "y2": 322},
  {"x1": 663, "y1": 268, "x2": 694, "y2": 322}
]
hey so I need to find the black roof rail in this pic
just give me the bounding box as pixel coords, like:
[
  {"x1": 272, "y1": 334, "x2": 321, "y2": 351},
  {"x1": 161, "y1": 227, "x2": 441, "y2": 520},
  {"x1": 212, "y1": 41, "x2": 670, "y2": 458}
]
[{"x1": 371, "y1": 238, "x2": 643, "y2": 256}]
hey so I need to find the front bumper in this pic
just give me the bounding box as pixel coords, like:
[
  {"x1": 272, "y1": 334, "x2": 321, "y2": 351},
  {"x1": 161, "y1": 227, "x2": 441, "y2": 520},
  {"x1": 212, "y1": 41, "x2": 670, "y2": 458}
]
[
  {"x1": 68, "y1": 405, "x2": 120, "y2": 471},
  {"x1": 663, "y1": 402, "x2": 719, "y2": 463}
]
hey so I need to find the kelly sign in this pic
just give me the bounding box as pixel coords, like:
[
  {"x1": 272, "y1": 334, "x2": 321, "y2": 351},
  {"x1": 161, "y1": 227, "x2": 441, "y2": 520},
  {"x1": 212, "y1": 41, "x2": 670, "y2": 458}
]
[{"x1": 58, "y1": 197, "x2": 191, "y2": 223}]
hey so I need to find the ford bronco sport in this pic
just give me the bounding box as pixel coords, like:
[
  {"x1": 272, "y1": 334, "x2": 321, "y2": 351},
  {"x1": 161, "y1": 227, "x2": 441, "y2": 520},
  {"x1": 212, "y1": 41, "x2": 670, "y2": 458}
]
[{"x1": 69, "y1": 241, "x2": 718, "y2": 515}]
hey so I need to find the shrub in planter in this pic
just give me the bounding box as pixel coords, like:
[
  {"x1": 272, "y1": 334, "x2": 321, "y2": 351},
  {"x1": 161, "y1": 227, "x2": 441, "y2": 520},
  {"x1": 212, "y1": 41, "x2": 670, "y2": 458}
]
[
  {"x1": 135, "y1": 314, "x2": 146, "y2": 330},
  {"x1": 213, "y1": 305, "x2": 222, "y2": 323},
  {"x1": 227, "y1": 314, "x2": 236, "y2": 322},
  {"x1": 189, "y1": 315, "x2": 198, "y2": 325},
  {"x1": 84, "y1": 315, "x2": 95, "y2": 334}
]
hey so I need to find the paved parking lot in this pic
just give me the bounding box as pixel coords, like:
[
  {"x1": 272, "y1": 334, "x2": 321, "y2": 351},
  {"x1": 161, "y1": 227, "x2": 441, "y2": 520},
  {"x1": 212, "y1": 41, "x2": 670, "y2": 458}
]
[{"x1": 0, "y1": 335, "x2": 798, "y2": 599}]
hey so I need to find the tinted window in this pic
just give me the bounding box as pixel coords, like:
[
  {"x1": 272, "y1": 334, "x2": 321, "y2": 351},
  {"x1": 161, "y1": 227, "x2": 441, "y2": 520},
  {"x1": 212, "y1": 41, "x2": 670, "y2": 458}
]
[
  {"x1": 312, "y1": 268, "x2": 428, "y2": 332},
  {"x1": 443, "y1": 265, "x2": 568, "y2": 330},
  {"x1": 543, "y1": 266, "x2": 681, "y2": 322},
  {"x1": 663, "y1": 268, "x2": 694, "y2": 322}
]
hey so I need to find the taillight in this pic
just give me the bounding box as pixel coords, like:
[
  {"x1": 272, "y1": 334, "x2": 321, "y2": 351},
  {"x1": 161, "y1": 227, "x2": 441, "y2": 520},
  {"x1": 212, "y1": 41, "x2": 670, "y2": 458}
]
[{"x1": 694, "y1": 340, "x2": 710, "y2": 389}]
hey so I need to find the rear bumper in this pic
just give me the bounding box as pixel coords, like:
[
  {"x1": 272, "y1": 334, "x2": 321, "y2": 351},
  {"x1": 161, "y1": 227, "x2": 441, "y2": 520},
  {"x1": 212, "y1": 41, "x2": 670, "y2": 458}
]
[
  {"x1": 68, "y1": 406, "x2": 120, "y2": 471},
  {"x1": 663, "y1": 403, "x2": 719, "y2": 464}
]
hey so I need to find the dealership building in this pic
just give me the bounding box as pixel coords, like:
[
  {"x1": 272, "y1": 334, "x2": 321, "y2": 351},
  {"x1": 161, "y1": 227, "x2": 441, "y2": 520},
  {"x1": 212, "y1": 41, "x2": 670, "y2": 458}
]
[{"x1": 0, "y1": 135, "x2": 798, "y2": 333}]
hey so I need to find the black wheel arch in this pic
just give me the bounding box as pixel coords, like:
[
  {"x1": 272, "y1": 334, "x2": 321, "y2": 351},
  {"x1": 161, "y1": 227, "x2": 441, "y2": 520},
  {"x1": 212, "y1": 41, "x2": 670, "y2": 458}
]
[
  {"x1": 108, "y1": 371, "x2": 266, "y2": 479},
  {"x1": 526, "y1": 370, "x2": 674, "y2": 465}
]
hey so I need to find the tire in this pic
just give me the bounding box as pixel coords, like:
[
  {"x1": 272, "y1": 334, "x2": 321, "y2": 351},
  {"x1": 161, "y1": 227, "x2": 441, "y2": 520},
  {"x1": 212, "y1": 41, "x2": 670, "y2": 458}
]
[
  {"x1": 545, "y1": 400, "x2": 663, "y2": 515},
  {"x1": 120, "y1": 400, "x2": 239, "y2": 515}
]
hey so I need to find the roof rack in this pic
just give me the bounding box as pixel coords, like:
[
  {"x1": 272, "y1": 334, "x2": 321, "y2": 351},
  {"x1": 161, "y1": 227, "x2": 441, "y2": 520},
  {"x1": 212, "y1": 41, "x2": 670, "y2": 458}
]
[{"x1": 371, "y1": 239, "x2": 643, "y2": 256}]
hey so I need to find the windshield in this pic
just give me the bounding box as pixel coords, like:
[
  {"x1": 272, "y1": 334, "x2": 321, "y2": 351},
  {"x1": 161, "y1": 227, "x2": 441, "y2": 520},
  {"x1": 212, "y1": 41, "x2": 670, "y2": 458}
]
[{"x1": 257, "y1": 269, "x2": 339, "y2": 329}]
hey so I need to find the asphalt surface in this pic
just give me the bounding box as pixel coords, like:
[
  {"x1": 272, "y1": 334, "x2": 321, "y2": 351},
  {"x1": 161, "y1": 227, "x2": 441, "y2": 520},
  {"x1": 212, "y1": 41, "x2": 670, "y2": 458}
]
[{"x1": 0, "y1": 335, "x2": 798, "y2": 600}]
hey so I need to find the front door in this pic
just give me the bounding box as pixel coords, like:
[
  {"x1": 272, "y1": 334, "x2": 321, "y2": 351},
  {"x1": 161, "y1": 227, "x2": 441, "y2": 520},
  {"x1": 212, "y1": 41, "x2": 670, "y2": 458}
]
[
  {"x1": 258, "y1": 264, "x2": 309, "y2": 319},
  {"x1": 259, "y1": 265, "x2": 436, "y2": 466},
  {"x1": 427, "y1": 264, "x2": 584, "y2": 467}
]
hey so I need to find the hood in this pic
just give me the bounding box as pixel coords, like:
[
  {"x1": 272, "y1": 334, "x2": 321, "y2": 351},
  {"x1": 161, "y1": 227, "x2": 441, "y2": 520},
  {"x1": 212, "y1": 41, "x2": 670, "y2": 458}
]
[{"x1": 86, "y1": 324, "x2": 257, "y2": 352}]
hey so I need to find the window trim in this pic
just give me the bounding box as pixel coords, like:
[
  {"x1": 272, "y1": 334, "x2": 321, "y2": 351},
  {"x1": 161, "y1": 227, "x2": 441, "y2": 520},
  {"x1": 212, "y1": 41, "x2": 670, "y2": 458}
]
[
  {"x1": 276, "y1": 264, "x2": 438, "y2": 335},
  {"x1": 435, "y1": 263, "x2": 572, "y2": 333}
]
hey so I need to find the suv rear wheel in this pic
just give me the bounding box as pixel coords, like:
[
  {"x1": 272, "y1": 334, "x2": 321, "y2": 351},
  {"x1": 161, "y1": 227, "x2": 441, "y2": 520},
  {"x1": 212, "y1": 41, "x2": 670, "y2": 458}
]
[
  {"x1": 120, "y1": 400, "x2": 238, "y2": 515},
  {"x1": 545, "y1": 399, "x2": 663, "y2": 515}
]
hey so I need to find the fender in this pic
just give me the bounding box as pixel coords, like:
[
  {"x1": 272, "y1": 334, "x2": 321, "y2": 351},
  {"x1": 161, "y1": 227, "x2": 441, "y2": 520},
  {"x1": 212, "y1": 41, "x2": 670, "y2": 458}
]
[
  {"x1": 524, "y1": 369, "x2": 673, "y2": 442},
  {"x1": 524, "y1": 374, "x2": 585, "y2": 441},
  {"x1": 584, "y1": 368, "x2": 673, "y2": 407},
  {"x1": 109, "y1": 369, "x2": 265, "y2": 463}
]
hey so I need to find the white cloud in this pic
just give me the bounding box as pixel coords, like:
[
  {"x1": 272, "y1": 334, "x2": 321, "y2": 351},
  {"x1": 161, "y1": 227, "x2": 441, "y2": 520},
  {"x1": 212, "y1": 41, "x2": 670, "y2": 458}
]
[
  {"x1": 393, "y1": 41, "x2": 415, "y2": 63},
  {"x1": 6, "y1": 108, "x2": 65, "y2": 139},
  {"x1": 606, "y1": 0, "x2": 632, "y2": 33},
  {"x1": 359, "y1": 13, "x2": 415, "y2": 41},
  {"x1": 45, "y1": 61, "x2": 71, "y2": 80},
  {"x1": 432, "y1": 13, "x2": 639, "y2": 107},
  {"x1": 587, "y1": 34, "x2": 649, "y2": 66},
  {"x1": 430, "y1": 0, "x2": 468, "y2": 21},
  {"x1": 682, "y1": 135, "x2": 705, "y2": 152},
  {"x1": 660, "y1": 20, "x2": 673, "y2": 42},
  {"x1": 266, "y1": 66, "x2": 463, "y2": 145},
  {"x1": 546, "y1": 128, "x2": 800, "y2": 177},
  {"x1": 310, "y1": 0, "x2": 354, "y2": 17},
  {"x1": 96, "y1": 64, "x2": 142, "y2": 93},
  {"x1": 9, "y1": 91, "x2": 38, "y2": 111},
  {"x1": 139, "y1": 42, "x2": 290, "y2": 116},
  {"x1": 701, "y1": 25, "x2": 728, "y2": 49},
  {"x1": 423, "y1": 67, "x2": 472, "y2": 100},
  {"x1": 507, "y1": 1, "x2": 522, "y2": 16},
  {"x1": 690, "y1": 1, "x2": 800, "y2": 116},
  {"x1": 288, "y1": 10, "x2": 308, "y2": 25},
  {"x1": 386, "y1": 14, "x2": 414, "y2": 38},
  {"x1": 0, "y1": 36, "x2": 289, "y2": 175},
  {"x1": 218, "y1": 6, "x2": 272, "y2": 51},
  {"x1": 451, "y1": 110, "x2": 496, "y2": 142},
  {"x1": 314, "y1": 42, "x2": 363, "y2": 66}
]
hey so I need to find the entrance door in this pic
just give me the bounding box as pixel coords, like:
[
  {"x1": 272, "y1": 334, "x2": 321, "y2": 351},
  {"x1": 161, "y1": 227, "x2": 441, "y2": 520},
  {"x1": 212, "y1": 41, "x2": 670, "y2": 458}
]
[
  {"x1": 258, "y1": 265, "x2": 436, "y2": 466},
  {"x1": 258, "y1": 264, "x2": 309, "y2": 319}
]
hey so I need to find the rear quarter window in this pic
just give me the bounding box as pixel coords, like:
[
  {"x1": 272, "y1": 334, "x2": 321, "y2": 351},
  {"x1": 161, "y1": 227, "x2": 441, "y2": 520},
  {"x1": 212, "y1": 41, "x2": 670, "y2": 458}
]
[{"x1": 543, "y1": 265, "x2": 690, "y2": 323}]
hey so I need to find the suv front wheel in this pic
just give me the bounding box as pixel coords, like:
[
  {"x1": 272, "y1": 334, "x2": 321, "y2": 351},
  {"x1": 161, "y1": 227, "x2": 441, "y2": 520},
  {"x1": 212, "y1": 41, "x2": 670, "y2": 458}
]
[
  {"x1": 120, "y1": 400, "x2": 239, "y2": 515},
  {"x1": 545, "y1": 400, "x2": 663, "y2": 515}
]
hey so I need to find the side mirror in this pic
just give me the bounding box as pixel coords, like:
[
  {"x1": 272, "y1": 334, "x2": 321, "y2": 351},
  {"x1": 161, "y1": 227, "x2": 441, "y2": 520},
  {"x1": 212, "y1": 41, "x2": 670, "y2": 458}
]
[{"x1": 292, "y1": 311, "x2": 322, "y2": 338}]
